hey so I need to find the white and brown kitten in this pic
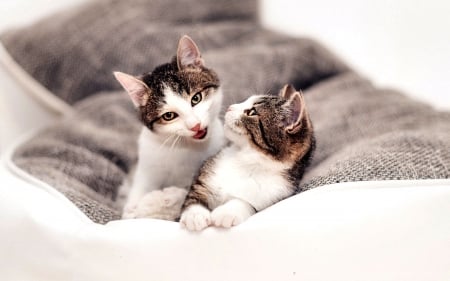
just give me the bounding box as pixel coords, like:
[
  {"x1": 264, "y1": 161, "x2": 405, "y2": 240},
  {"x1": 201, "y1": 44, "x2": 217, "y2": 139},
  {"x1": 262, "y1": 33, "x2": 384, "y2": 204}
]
[
  {"x1": 180, "y1": 85, "x2": 315, "y2": 231},
  {"x1": 114, "y1": 36, "x2": 225, "y2": 219}
]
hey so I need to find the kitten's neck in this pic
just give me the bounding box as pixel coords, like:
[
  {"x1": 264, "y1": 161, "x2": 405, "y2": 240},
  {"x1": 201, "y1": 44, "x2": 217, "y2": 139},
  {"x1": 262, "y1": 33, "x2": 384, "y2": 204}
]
[{"x1": 227, "y1": 142, "x2": 291, "y2": 171}]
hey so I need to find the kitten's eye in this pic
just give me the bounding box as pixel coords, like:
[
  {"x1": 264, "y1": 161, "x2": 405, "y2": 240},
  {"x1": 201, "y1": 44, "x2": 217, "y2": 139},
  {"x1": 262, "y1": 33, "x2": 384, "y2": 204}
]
[
  {"x1": 191, "y1": 92, "x2": 202, "y2": 106},
  {"x1": 161, "y1": 112, "x2": 178, "y2": 121},
  {"x1": 246, "y1": 108, "x2": 258, "y2": 116}
]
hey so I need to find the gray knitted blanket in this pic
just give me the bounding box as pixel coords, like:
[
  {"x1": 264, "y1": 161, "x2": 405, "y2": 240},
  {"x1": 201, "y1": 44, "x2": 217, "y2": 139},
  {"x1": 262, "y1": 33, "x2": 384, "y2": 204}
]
[{"x1": 3, "y1": 0, "x2": 450, "y2": 224}]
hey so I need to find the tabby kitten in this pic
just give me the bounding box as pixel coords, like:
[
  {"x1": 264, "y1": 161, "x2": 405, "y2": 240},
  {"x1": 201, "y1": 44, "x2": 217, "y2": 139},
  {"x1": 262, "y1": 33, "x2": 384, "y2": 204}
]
[
  {"x1": 180, "y1": 85, "x2": 315, "y2": 231},
  {"x1": 114, "y1": 36, "x2": 225, "y2": 219}
]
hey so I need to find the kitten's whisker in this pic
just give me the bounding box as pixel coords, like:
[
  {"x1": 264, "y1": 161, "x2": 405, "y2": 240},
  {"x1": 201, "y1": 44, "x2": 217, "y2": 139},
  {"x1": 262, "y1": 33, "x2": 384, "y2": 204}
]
[
  {"x1": 159, "y1": 134, "x2": 176, "y2": 149},
  {"x1": 170, "y1": 135, "x2": 181, "y2": 151},
  {"x1": 175, "y1": 136, "x2": 182, "y2": 149},
  {"x1": 178, "y1": 136, "x2": 187, "y2": 147}
]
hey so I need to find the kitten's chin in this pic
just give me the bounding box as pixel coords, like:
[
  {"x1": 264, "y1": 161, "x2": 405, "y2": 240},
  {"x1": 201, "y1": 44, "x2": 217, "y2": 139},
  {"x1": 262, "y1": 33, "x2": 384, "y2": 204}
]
[{"x1": 224, "y1": 124, "x2": 245, "y2": 144}]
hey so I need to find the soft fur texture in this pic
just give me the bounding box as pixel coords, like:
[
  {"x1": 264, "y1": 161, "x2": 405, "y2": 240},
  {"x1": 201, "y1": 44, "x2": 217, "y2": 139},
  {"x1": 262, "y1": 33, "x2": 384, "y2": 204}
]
[
  {"x1": 6, "y1": 0, "x2": 450, "y2": 224},
  {"x1": 115, "y1": 36, "x2": 225, "y2": 220},
  {"x1": 180, "y1": 87, "x2": 315, "y2": 231}
]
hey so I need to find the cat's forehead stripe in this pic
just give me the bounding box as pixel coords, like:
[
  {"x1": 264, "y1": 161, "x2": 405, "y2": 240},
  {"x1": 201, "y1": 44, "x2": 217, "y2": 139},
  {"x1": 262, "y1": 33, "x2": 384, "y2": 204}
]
[
  {"x1": 163, "y1": 86, "x2": 184, "y2": 99},
  {"x1": 240, "y1": 95, "x2": 264, "y2": 107},
  {"x1": 250, "y1": 95, "x2": 265, "y2": 103}
]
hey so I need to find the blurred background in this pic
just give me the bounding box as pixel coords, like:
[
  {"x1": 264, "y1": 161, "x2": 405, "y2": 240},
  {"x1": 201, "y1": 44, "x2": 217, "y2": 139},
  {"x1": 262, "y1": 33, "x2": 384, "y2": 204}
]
[
  {"x1": 261, "y1": 0, "x2": 450, "y2": 109},
  {"x1": 1, "y1": 0, "x2": 449, "y2": 151}
]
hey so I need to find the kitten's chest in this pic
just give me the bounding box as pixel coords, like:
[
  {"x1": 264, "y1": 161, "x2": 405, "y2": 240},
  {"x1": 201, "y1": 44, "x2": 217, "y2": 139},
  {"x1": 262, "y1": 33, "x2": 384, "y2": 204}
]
[
  {"x1": 142, "y1": 143, "x2": 208, "y2": 185},
  {"x1": 138, "y1": 127, "x2": 223, "y2": 187},
  {"x1": 207, "y1": 146, "x2": 292, "y2": 210}
]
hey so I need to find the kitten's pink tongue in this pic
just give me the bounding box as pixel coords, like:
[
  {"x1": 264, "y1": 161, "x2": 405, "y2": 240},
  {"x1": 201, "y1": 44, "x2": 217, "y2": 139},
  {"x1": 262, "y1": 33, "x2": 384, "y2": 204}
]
[{"x1": 193, "y1": 128, "x2": 207, "y2": 139}]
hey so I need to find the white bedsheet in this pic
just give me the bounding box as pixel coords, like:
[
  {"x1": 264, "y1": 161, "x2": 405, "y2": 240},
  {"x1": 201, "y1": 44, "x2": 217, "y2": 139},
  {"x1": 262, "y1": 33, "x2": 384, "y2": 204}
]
[{"x1": 1, "y1": 146, "x2": 450, "y2": 280}]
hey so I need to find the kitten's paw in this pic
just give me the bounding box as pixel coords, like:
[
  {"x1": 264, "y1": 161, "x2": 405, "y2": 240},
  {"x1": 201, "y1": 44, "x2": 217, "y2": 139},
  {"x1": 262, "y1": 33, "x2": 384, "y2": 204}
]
[
  {"x1": 211, "y1": 206, "x2": 242, "y2": 228},
  {"x1": 180, "y1": 204, "x2": 211, "y2": 231},
  {"x1": 132, "y1": 187, "x2": 188, "y2": 221},
  {"x1": 211, "y1": 199, "x2": 255, "y2": 228}
]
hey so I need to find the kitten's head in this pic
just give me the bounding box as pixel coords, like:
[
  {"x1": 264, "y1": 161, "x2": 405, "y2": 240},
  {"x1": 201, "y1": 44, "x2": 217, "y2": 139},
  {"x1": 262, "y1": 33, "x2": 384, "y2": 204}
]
[
  {"x1": 114, "y1": 35, "x2": 221, "y2": 143},
  {"x1": 224, "y1": 85, "x2": 314, "y2": 163}
]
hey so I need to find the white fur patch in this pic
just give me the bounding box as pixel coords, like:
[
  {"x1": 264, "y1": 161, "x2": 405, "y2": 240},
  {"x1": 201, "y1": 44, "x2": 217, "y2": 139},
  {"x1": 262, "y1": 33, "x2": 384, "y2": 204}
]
[{"x1": 207, "y1": 144, "x2": 292, "y2": 211}]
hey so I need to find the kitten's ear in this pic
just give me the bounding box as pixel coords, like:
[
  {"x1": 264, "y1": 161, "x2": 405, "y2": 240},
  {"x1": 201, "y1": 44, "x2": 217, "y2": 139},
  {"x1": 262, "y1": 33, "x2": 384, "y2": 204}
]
[
  {"x1": 279, "y1": 84, "x2": 296, "y2": 100},
  {"x1": 114, "y1": 71, "x2": 150, "y2": 107},
  {"x1": 285, "y1": 91, "x2": 306, "y2": 135},
  {"x1": 177, "y1": 35, "x2": 205, "y2": 70}
]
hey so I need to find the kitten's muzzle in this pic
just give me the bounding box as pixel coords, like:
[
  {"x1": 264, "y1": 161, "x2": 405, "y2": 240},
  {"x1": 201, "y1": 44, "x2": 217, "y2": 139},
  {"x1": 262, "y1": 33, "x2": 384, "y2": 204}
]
[
  {"x1": 190, "y1": 123, "x2": 201, "y2": 132},
  {"x1": 189, "y1": 123, "x2": 207, "y2": 139}
]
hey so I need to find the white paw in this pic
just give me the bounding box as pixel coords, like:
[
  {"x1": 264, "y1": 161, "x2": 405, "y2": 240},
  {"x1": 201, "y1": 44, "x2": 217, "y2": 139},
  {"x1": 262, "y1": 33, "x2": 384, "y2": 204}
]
[
  {"x1": 122, "y1": 187, "x2": 188, "y2": 221},
  {"x1": 211, "y1": 206, "x2": 243, "y2": 228},
  {"x1": 180, "y1": 204, "x2": 211, "y2": 231},
  {"x1": 211, "y1": 200, "x2": 255, "y2": 228}
]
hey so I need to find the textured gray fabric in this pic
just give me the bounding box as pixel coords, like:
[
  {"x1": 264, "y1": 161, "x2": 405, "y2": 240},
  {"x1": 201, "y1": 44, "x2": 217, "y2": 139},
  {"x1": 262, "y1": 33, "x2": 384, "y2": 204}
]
[
  {"x1": 8, "y1": 0, "x2": 450, "y2": 224},
  {"x1": 301, "y1": 72, "x2": 450, "y2": 191},
  {"x1": 0, "y1": 0, "x2": 347, "y2": 105},
  {"x1": 13, "y1": 93, "x2": 141, "y2": 223}
]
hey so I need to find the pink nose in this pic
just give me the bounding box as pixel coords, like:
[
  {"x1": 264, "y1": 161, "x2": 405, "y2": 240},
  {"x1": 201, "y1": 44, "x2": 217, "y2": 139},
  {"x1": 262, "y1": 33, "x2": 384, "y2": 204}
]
[
  {"x1": 190, "y1": 123, "x2": 201, "y2": 132},
  {"x1": 227, "y1": 106, "x2": 233, "y2": 112}
]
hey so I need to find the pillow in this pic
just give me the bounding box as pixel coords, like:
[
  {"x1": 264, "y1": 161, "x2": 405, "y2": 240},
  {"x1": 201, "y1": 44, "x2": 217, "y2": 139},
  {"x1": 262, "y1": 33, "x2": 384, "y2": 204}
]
[{"x1": 0, "y1": 0, "x2": 347, "y2": 106}]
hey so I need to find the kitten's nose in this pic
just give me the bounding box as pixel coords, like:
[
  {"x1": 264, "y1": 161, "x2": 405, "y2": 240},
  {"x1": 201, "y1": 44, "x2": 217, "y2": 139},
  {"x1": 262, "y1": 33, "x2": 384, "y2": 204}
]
[
  {"x1": 190, "y1": 123, "x2": 201, "y2": 132},
  {"x1": 227, "y1": 106, "x2": 233, "y2": 112}
]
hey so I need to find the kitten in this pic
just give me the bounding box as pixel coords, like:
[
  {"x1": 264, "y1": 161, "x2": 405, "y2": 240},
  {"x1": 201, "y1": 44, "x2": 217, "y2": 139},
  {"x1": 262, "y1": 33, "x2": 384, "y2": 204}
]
[
  {"x1": 180, "y1": 85, "x2": 315, "y2": 231},
  {"x1": 114, "y1": 35, "x2": 225, "y2": 219}
]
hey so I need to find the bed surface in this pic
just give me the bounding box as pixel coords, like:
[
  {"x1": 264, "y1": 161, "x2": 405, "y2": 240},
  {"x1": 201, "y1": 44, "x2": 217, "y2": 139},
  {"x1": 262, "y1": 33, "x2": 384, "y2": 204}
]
[{"x1": 2, "y1": 158, "x2": 449, "y2": 280}]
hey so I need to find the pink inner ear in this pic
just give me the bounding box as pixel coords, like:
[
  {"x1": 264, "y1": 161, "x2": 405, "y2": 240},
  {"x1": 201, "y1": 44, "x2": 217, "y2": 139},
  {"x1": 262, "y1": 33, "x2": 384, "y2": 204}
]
[
  {"x1": 286, "y1": 93, "x2": 305, "y2": 133},
  {"x1": 177, "y1": 36, "x2": 204, "y2": 69},
  {"x1": 179, "y1": 47, "x2": 198, "y2": 66},
  {"x1": 128, "y1": 87, "x2": 148, "y2": 107},
  {"x1": 114, "y1": 72, "x2": 148, "y2": 107},
  {"x1": 291, "y1": 94, "x2": 302, "y2": 121},
  {"x1": 280, "y1": 84, "x2": 297, "y2": 100}
]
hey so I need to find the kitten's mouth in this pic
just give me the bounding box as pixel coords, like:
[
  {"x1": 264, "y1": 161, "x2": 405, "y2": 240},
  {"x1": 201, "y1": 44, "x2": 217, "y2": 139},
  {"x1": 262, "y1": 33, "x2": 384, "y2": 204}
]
[{"x1": 192, "y1": 128, "x2": 208, "y2": 140}]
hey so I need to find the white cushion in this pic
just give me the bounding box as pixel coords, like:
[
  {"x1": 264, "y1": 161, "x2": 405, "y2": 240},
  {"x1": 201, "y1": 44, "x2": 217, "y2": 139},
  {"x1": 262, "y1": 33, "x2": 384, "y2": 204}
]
[{"x1": 2, "y1": 149, "x2": 449, "y2": 280}]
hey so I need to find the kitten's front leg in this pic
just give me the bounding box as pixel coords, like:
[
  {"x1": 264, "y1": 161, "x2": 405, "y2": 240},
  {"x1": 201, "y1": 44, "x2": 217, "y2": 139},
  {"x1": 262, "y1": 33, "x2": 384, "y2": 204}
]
[
  {"x1": 180, "y1": 204, "x2": 211, "y2": 231},
  {"x1": 211, "y1": 199, "x2": 256, "y2": 228},
  {"x1": 180, "y1": 181, "x2": 213, "y2": 231}
]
